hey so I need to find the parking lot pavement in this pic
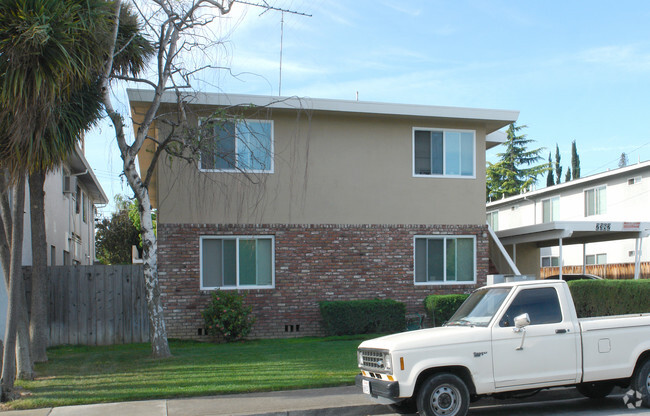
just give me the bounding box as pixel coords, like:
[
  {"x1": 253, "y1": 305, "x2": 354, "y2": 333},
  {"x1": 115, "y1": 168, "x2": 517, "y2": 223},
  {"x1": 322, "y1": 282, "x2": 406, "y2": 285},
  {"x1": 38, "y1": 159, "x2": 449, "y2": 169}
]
[{"x1": 379, "y1": 389, "x2": 650, "y2": 416}]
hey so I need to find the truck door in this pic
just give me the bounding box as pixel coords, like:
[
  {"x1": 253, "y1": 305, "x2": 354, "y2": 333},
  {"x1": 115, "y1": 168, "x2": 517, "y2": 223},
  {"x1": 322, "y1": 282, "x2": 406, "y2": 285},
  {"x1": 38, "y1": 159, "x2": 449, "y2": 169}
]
[{"x1": 491, "y1": 287, "x2": 580, "y2": 389}]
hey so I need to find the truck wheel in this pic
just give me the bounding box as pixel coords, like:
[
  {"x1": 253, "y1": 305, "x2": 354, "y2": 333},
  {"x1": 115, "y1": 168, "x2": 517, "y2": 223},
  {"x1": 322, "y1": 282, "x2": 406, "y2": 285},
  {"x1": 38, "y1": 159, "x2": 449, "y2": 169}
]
[
  {"x1": 632, "y1": 358, "x2": 650, "y2": 408},
  {"x1": 576, "y1": 381, "x2": 614, "y2": 398},
  {"x1": 417, "y1": 373, "x2": 469, "y2": 416},
  {"x1": 388, "y1": 398, "x2": 417, "y2": 414}
]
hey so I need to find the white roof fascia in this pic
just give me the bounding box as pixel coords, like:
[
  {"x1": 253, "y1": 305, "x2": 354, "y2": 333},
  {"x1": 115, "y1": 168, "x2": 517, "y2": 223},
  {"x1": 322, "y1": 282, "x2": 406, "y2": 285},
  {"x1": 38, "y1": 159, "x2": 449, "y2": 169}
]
[
  {"x1": 495, "y1": 220, "x2": 650, "y2": 246},
  {"x1": 127, "y1": 89, "x2": 519, "y2": 135},
  {"x1": 487, "y1": 160, "x2": 650, "y2": 209}
]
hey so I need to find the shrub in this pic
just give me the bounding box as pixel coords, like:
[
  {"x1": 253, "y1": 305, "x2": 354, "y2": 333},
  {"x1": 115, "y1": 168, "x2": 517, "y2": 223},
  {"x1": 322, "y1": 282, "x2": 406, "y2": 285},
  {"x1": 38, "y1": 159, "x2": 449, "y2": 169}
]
[
  {"x1": 568, "y1": 279, "x2": 650, "y2": 318},
  {"x1": 202, "y1": 291, "x2": 256, "y2": 342},
  {"x1": 319, "y1": 299, "x2": 406, "y2": 336},
  {"x1": 424, "y1": 294, "x2": 470, "y2": 327}
]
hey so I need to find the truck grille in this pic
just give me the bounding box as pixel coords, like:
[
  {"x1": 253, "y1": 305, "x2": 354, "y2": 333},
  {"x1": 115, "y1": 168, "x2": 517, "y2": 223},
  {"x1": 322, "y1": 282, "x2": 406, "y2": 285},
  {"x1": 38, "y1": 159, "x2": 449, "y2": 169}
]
[{"x1": 359, "y1": 349, "x2": 388, "y2": 371}]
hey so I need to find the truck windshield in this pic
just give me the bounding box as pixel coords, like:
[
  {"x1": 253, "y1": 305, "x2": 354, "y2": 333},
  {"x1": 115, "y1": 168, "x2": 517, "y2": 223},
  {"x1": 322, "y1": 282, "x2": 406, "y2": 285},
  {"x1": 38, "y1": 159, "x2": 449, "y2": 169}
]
[{"x1": 445, "y1": 287, "x2": 511, "y2": 327}]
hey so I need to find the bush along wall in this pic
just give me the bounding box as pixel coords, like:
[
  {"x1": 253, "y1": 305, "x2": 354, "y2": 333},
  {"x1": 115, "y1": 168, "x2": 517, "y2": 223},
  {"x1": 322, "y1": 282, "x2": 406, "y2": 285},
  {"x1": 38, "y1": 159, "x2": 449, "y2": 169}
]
[
  {"x1": 568, "y1": 279, "x2": 650, "y2": 318},
  {"x1": 424, "y1": 294, "x2": 470, "y2": 327},
  {"x1": 318, "y1": 299, "x2": 406, "y2": 336}
]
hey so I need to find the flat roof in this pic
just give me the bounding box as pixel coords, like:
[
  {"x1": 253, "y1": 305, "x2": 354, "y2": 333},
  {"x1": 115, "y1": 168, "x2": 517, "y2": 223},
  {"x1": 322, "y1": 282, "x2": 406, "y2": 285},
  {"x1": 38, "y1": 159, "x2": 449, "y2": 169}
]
[
  {"x1": 487, "y1": 160, "x2": 650, "y2": 208},
  {"x1": 495, "y1": 221, "x2": 650, "y2": 247},
  {"x1": 126, "y1": 89, "x2": 519, "y2": 138}
]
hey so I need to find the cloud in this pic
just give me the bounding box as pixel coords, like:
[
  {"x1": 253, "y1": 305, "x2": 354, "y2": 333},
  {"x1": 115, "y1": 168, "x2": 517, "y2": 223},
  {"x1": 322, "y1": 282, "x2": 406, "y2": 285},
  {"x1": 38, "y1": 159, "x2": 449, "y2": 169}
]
[{"x1": 577, "y1": 44, "x2": 650, "y2": 72}]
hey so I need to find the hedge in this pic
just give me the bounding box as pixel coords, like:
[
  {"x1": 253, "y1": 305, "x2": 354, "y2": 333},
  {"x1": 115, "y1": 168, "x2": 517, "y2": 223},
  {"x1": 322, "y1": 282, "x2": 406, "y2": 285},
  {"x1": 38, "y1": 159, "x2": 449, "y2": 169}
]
[
  {"x1": 568, "y1": 279, "x2": 650, "y2": 318},
  {"x1": 318, "y1": 299, "x2": 406, "y2": 336},
  {"x1": 424, "y1": 294, "x2": 470, "y2": 327}
]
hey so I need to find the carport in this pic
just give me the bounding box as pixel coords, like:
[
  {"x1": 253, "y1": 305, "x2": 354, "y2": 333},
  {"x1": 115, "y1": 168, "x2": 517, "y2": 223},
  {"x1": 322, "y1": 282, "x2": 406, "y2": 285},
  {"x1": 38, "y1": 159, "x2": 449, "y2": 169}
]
[{"x1": 493, "y1": 221, "x2": 650, "y2": 279}]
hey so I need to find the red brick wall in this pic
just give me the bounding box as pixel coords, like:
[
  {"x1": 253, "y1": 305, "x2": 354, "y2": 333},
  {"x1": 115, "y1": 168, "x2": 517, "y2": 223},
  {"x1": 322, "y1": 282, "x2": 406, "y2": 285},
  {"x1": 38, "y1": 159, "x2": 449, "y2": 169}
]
[{"x1": 158, "y1": 223, "x2": 489, "y2": 339}]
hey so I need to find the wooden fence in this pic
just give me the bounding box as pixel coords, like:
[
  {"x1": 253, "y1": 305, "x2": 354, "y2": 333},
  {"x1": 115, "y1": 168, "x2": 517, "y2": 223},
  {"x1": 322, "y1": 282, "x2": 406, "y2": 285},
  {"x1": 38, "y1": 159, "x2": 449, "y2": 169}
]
[
  {"x1": 539, "y1": 262, "x2": 650, "y2": 280},
  {"x1": 25, "y1": 265, "x2": 150, "y2": 346}
]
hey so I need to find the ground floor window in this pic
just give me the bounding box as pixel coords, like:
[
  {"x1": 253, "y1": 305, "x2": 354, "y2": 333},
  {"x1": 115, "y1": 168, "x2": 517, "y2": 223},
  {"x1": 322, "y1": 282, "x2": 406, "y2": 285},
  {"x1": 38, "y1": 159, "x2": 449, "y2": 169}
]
[
  {"x1": 585, "y1": 253, "x2": 607, "y2": 265},
  {"x1": 414, "y1": 235, "x2": 476, "y2": 284},
  {"x1": 201, "y1": 236, "x2": 274, "y2": 289},
  {"x1": 541, "y1": 256, "x2": 559, "y2": 267}
]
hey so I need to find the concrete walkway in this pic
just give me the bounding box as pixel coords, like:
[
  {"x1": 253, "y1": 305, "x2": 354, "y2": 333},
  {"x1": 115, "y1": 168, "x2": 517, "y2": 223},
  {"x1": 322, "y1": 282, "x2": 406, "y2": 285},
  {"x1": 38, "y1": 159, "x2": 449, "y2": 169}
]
[
  {"x1": 3, "y1": 386, "x2": 390, "y2": 416},
  {"x1": 4, "y1": 386, "x2": 650, "y2": 416}
]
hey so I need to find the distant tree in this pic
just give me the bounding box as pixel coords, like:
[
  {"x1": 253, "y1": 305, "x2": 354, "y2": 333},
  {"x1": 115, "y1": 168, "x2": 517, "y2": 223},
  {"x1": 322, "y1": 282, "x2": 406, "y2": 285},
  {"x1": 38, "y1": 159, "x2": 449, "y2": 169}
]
[
  {"x1": 571, "y1": 140, "x2": 580, "y2": 179},
  {"x1": 619, "y1": 152, "x2": 628, "y2": 168},
  {"x1": 565, "y1": 167, "x2": 572, "y2": 182},
  {"x1": 555, "y1": 144, "x2": 562, "y2": 184},
  {"x1": 486, "y1": 123, "x2": 548, "y2": 201},
  {"x1": 546, "y1": 152, "x2": 555, "y2": 187},
  {"x1": 95, "y1": 196, "x2": 141, "y2": 265}
]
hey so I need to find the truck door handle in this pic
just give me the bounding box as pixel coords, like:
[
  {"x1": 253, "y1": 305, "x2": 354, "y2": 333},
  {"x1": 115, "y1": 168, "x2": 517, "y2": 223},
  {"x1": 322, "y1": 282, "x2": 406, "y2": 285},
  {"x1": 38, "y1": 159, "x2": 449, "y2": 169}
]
[{"x1": 555, "y1": 329, "x2": 567, "y2": 334}]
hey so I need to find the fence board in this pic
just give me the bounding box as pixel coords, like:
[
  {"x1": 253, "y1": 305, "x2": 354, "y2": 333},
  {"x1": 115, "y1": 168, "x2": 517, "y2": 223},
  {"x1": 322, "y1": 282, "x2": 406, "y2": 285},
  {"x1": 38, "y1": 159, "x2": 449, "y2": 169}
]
[
  {"x1": 24, "y1": 265, "x2": 149, "y2": 346},
  {"x1": 540, "y1": 262, "x2": 650, "y2": 280}
]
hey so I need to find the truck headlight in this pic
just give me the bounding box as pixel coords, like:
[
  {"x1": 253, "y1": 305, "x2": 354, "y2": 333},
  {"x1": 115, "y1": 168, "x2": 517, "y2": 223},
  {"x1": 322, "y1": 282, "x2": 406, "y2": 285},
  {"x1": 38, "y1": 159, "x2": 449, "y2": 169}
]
[
  {"x1": 357, "y1": 350, "x2": 364, "y2": 367},
  {"x1": 384, "y1": 353, "x2": 392, "y2": 372}
]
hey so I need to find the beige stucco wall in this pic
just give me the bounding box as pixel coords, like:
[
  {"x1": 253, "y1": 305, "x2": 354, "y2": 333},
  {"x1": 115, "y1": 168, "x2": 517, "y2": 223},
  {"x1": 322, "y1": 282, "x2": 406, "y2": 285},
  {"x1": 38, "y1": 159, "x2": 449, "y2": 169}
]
[{"x1": 152, "y1": 108, "x2": 490, "y2": 225}]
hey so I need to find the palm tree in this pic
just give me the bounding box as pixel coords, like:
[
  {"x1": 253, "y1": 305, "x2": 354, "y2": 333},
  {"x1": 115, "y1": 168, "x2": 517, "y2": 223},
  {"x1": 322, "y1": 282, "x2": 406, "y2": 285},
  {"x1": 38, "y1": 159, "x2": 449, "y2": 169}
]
[{"x1": 0, "y1": 0, "x2": 152, "y2": 395}]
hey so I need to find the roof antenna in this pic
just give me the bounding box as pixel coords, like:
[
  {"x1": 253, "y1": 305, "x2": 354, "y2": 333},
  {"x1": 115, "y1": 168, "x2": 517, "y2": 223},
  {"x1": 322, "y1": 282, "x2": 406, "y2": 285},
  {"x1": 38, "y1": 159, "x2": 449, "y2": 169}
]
[{"x1": 240, "y1": 1, "x2": 312, "y2": 96}]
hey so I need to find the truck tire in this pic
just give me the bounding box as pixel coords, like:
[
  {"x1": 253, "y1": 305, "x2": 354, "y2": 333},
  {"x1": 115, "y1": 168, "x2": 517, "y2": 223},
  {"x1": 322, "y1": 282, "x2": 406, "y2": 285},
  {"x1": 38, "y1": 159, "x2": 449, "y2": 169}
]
[
  {"x1": 576, "y1": 381, "x2": 614, "y2": 398},
  {"x1": 416, "y1": 373, "x2": 469, "y2": 416},
  {"x1": 632, "y1": 358, "x2": 650, "y2": 408}
]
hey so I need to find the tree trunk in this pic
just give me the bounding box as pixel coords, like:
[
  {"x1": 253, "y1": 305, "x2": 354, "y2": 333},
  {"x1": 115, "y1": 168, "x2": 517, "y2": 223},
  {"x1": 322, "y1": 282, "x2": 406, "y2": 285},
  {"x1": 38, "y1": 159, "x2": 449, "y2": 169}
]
[
  {"x1": 139, "y1": 193, "x2": 171, "y2": 358},
  {"x1": 2, "y1": 177, "x2": 26, "y2": 396},
  {"x1": 28, "y1": 171, "x2": 48, "y2": 363}
]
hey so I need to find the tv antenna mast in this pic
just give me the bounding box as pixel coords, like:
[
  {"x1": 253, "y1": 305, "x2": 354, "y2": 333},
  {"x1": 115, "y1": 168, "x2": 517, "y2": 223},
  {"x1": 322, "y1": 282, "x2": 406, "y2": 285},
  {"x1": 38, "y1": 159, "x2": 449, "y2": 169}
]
[{"x1": 237, "y1": 1, "x2": 312, "y2": 96}]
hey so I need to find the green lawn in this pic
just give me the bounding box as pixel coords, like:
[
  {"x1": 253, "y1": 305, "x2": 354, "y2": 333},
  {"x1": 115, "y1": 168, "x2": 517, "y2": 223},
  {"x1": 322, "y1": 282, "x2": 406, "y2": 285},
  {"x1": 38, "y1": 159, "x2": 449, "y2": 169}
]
[{"x1": 10, "y1": 336, "x2": 371, "y2": 410}]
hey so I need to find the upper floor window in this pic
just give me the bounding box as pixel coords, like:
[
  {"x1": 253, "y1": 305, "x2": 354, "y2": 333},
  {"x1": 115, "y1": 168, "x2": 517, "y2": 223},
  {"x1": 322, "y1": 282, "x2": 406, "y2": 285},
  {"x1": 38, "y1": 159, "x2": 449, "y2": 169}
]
[
  {"x1": 201, "y1": 235, "x2": 274, "y2": 289},
  {"x1": 542, "y1": 196, "x2": 559, "y2": 223},
  {"x1": 200, "y1": 119, "x2": 273, "y2": 173},
  {"x1": 628, "y1": 176, "x2": 641, "y2": 185},
  {"x1": 414, "y1": 235, "x2": 476, "y2": 285},
  {"x1": 584, "y1": 185, "x2": 606, "y2": 217},
  {"x1": 413, "y1": 129, "x2": 475, "y2": 178},
  {"x1": 487, "y1": 211, "x2": 499, "y2": 231}
]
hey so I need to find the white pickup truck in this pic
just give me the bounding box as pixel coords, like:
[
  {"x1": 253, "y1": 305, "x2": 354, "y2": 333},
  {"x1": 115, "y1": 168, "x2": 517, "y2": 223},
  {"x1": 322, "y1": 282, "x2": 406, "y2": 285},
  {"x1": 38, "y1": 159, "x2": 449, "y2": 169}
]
[{"x1": 356, "y1": 280, "x2": 650, "y2": 416}]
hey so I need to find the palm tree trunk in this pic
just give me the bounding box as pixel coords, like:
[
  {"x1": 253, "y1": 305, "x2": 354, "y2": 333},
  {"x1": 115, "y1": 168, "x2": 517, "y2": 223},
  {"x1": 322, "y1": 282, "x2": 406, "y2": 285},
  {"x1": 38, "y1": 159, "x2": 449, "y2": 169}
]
[
  {"x1": 28, "y1": 171, "x2": 48, "y2": 363},
  {"x1": 2, "y1": 177, "x2": 26, "y2": 395}
]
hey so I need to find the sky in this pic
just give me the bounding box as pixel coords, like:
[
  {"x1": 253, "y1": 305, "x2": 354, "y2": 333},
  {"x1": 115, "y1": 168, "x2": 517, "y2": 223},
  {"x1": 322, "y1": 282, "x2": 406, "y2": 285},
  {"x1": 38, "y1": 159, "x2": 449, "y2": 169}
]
[{"x1": 85, "y1": 0, "x2": 650, "y2": 216}]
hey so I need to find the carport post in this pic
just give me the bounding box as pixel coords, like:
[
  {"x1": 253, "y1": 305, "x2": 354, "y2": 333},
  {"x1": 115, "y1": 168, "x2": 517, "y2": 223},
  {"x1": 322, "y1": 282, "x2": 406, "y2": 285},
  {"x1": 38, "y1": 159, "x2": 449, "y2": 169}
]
[
  {"x1": 559, "y1": 238, "x2": 563, "y2": 280},
  {"x1": 634, "y1": 238, "x2": 642, "y2": 280}
]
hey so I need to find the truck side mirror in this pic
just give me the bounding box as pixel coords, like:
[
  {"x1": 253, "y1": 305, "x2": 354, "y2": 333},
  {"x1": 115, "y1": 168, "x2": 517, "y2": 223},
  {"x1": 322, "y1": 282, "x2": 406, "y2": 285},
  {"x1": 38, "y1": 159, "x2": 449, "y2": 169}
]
[
  {"x1": 514, "y1": 313, "x2": 530, "y2": 329},
  {"x1": 513, "y1": 313, "x2": 530, "y2": 351}
]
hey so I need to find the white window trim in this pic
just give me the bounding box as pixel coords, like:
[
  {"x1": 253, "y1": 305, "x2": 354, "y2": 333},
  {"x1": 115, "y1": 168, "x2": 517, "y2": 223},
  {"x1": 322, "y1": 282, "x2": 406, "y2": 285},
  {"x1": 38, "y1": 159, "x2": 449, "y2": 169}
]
[
  {"x1": 541, "y1": 196, "x2": 560, "y2": 223},
  {"x1": 413, "y1": 235, "x2": 477, "y2": 286},
  {"x1": 411, "y1": 127, "x2": 477, "y2": 179},
  {"x1": 583, "y1": 185, "x2": 606, "y2": 217},
  {"x1": 198, "y1": 118, "x2": 275, "y2": 174},
  {"x1": 487, "y1": 210, "x2": 499, "y2": 231},
  {"x1": 628, "y1": 176, "x2": 641, "y2": 185},
  {"x1": 200, "y1": 235, "x2": 275, "y2": 290},
  {"x1": 540, "y1": 255, "x2": 559, "y2": 268}
]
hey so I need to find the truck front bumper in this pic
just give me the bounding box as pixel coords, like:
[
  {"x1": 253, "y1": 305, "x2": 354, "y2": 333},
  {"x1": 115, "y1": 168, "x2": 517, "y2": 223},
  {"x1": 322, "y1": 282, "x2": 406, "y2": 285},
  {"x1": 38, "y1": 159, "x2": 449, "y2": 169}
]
[{"x1": 355, "y1": 373, "x2": 400, "y2": 399}]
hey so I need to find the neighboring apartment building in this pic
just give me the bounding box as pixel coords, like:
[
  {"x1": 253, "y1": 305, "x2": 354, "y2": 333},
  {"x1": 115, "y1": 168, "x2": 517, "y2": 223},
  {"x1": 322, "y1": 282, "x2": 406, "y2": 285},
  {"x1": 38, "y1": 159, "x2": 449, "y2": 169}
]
[
  {"x1": 128, "y1": 89, "x2": 519, "y2": 339},
  {"x1": 486, "y1": 161, "x2": 650, "y2": 272},
  {"x1": 24, "y1": 145, "x2": 108, "y2": 266},
  {"x1": 0, "y1": 145, "x2": 108, "y2": 340}
]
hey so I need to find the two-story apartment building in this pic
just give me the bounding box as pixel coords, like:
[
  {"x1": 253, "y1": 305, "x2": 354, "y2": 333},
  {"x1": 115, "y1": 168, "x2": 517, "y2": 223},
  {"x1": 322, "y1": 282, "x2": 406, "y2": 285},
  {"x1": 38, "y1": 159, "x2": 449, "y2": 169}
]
[
  {"x1": 0, "y1": 144, "x2": 107, "y2": 340},
  {"x1": 128, "y1": 90, "x2": 519, "y2": 338},
  {"x1": 486, "y1": 161, "x2": 650, "y2": 277}
]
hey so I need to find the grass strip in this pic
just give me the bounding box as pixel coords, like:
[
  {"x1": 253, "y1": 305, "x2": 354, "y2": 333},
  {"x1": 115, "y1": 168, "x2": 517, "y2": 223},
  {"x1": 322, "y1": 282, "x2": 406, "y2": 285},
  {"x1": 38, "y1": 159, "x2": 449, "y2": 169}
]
[{"x1": 11, "y1": 335, "x2": 372, "y2": 410}]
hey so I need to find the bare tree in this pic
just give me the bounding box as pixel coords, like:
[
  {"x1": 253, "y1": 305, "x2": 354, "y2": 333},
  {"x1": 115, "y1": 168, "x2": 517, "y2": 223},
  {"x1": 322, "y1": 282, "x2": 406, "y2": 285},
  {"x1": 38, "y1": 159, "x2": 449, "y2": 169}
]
[{"x1": 101, "y1": 0, "x2": 239, "y2": 358}]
